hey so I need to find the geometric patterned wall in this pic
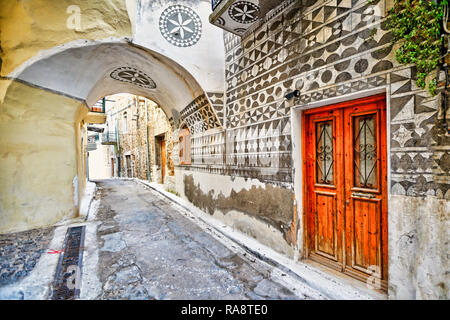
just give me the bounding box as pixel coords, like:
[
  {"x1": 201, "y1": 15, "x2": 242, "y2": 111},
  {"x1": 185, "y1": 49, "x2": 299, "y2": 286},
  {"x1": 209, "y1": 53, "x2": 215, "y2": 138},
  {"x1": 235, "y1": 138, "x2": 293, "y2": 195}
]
[
  {"x1": 390, "y1": 70, "x2": 450, "y2": 199},
  {"x1": 180, "y1": 0, "x2": 450, "y2": 198},
  {"x1": 179, "y1": 94, "x2": 222, "y2": 134},
  {"x1": 207, "y1": 92, "x2": 226, "y2": 126}
]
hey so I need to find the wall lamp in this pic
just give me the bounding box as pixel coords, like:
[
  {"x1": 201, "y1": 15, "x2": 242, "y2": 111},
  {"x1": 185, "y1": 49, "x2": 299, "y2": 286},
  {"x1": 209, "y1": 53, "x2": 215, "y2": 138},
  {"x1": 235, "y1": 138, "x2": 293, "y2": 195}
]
[{"x1": 285, "y1": 90, "x2": 300, "y2": 100}]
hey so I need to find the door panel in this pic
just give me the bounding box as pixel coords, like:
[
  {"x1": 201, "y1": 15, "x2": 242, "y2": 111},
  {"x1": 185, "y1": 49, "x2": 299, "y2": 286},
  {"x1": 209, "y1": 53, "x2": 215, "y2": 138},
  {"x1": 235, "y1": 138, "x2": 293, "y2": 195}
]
[
  {"x1": 304, "y1": 94, "x2": 387, "y2": 289},
  {"x1": 352, "y1": 197, "x2": 381, "y2": 272},
  {"x1": 305, "y1": 109, "x2": 344, "y2": 271},
  {"x1": 126, "y1": 155, "x2": 132, "y2": 178},
  {"x1": 343, "y1": 97, "x2": 387, "y2": 288},
  {"x1": 315, "y1": 192, "x2": 337, "y2": 259}
]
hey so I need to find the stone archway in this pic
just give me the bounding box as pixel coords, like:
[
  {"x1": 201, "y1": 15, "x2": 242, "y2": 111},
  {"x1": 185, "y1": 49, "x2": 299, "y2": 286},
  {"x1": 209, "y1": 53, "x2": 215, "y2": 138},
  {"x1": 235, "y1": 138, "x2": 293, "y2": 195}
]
[{"x1": 0, "y1": 40, "x2": 221, "y2": 233}]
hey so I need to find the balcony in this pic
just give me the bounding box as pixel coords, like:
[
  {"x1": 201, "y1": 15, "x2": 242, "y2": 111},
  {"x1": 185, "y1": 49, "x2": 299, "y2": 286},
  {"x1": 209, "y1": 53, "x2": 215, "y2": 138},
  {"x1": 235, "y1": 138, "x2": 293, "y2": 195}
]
[
  {"x1": 85, "y1": 98, "x2": 107, "y2": 124},
  {"x1": 101, "y1": 132, "x2": 118, "y2": 145},
  {"x1": 90, "y1": 98, "x2": 105, "y2": 113},
  {"x1": 209, "y1": 0, "x2": 286, "y2": 36}
]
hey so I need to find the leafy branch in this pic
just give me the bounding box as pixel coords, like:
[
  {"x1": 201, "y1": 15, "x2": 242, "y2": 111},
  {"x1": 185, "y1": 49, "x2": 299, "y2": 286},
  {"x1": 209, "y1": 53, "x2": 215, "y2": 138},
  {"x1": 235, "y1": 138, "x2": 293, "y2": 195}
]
[{"x1": 386, "y1": 0, "x2": 447, "y2": 95}]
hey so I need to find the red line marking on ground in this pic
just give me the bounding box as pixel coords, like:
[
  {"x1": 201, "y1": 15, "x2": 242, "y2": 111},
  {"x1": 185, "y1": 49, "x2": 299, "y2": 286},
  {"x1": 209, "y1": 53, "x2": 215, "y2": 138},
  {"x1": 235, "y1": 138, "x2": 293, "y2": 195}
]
[{"x1": 47, "y1": 249, "x2": 64, "y2": 254}]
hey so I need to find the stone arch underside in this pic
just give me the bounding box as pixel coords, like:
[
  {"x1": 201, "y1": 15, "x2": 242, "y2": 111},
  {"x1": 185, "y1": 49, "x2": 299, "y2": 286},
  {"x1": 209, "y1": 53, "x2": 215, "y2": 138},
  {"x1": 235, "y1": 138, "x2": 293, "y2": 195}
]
[
  {"x1": 0, "y1": 39, "x2": 225, "y2": 233},
  {"x1": 8, "y1": 40, "x2": 222, "y2": 131}
]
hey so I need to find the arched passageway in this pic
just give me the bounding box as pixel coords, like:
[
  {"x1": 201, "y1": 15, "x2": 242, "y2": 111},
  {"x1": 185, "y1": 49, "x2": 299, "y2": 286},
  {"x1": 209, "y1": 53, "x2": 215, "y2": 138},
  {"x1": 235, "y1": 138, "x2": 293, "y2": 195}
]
[
  {"x1": 0, "y1": 40, "x2": 221, "y2": 233},
  {"x1": 87, "y1": 94, "x2": 176, "y2": 187},
  {"x1": 9, "y1": 41, "x2": 209, "y2": 121}
]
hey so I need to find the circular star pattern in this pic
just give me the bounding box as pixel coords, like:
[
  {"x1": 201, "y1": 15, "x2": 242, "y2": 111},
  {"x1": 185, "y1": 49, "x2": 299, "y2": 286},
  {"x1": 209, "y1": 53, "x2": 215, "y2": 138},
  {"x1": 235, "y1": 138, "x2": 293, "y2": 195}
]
[
  {"x1": 159, "y1": 5, "x2": 202, "y2": 47},
  {"x1": 110, "y1": 67, "x2": 156, "y2": 89},
  {"x1": 228, "y1": 1, "x2": 260, "y2": 24}
]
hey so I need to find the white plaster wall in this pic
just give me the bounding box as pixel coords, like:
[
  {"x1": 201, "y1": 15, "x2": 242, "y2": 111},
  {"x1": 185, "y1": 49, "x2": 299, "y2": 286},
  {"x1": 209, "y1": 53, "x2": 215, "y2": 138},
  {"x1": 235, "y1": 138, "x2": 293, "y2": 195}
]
[
  {"x1": 174, "y1": 168, "x2": 294, "y2": 257},
  {"x1": 88, "y1": 144, "x2": 112, "y2": 180},
  {"x1": 388, "y1": 195, "x2": 449, "y2": 300},
  {"x1": 290, "y1": 108, "x2": 304, "y2": 259},
  {"x1": 134, "y1": 0, "x2": 225, "y2": 92},
  {"x1": 175, "y1": 167, "x2": 268, "y2": 198}
]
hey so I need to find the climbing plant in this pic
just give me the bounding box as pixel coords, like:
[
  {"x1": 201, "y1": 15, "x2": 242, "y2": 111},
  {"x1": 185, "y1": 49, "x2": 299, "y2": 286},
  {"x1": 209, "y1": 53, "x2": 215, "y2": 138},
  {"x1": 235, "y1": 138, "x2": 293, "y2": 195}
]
[{"x1": 386, "y1": 0, "x2": 447, "y2": 95}]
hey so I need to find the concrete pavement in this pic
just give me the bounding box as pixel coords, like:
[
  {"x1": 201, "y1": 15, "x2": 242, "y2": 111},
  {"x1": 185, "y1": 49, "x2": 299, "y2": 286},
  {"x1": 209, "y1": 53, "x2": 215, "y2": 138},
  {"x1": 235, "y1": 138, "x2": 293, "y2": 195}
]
[
  {"x1": 0, "y1": 179, "x2": 384, "y2": 300},
  {"x1": 81, "y1": 179, "x2": 325, "y2": 300}
]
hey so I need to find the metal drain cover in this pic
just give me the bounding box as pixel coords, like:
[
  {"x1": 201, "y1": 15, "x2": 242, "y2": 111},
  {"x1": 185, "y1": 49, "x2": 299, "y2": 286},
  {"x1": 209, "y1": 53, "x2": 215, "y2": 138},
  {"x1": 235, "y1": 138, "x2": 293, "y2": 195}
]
[{"x1": 51, "y1": 226, "x2": 86, "y2": 300}]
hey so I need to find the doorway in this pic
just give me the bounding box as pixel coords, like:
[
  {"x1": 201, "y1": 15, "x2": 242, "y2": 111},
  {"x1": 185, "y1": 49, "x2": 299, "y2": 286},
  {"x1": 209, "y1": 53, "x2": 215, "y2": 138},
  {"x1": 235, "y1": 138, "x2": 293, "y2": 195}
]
[
  {"x1": 125, "y1": 154, "x2": 132, "y2": 178},
  {"x1": 303, "y1": 94, "x2": 388, "y2": 290},
  {"x1": 155, "y1": 135, "x2": 166, "y2": 184}
]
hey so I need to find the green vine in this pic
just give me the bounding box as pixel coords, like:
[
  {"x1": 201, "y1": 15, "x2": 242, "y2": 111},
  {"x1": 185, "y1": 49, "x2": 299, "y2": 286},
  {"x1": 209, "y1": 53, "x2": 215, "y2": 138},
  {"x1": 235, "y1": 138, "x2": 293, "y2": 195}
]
[{"x1": 386, "y1": 0, "x2": 447, "y2": 95}]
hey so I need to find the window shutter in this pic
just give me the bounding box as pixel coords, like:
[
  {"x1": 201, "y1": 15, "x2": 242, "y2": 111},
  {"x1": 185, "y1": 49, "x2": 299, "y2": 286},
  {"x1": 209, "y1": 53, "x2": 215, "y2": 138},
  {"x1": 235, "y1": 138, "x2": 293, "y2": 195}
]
[
  {"x1": 186, "y1": 131, "x2": 191, "y2": 165},
  {"x1": 179, "y1": 128, "x2": 191, "y2": 165},
  {"x1": 179, "y1": 135, "x2": 184, "y2": 164}
]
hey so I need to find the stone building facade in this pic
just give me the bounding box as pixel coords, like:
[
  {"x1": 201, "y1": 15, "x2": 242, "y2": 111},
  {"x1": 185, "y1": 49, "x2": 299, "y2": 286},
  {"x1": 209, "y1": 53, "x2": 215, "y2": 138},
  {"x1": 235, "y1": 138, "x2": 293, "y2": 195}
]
[{"x1": 104, "y1": 94, "x2": 174, "y2": 187}]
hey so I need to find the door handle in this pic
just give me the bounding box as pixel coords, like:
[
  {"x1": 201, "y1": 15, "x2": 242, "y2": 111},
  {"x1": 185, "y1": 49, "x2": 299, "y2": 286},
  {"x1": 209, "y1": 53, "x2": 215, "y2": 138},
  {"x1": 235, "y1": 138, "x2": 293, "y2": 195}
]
[{"x1": 351, "y1": 192, "x2": 376, "y2": 199}]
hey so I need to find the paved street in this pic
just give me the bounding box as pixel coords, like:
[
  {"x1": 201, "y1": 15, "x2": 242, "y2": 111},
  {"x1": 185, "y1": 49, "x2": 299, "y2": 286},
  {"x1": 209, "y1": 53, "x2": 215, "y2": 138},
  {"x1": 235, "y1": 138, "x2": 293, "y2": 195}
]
[
  {"x1": 84, "y1": 179, "x2": 322, "y2": 300},
  {"x1": 0, "y1": 179, "x2": 326, "y2": 300}
]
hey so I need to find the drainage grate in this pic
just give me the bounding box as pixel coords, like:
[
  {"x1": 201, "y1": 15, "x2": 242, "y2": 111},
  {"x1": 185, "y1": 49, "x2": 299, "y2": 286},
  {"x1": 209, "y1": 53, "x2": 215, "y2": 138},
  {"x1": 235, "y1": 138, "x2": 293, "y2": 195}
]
[{"x1": 51, "y1": 226, "x2": 86, "y2": 300}]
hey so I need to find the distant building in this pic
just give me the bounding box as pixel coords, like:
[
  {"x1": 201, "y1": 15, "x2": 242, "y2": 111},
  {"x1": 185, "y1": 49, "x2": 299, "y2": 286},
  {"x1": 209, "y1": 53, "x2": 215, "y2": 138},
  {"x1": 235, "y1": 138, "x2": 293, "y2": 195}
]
[{"x1": 101, "y1": 94, "x2": 175, "y2": 188}]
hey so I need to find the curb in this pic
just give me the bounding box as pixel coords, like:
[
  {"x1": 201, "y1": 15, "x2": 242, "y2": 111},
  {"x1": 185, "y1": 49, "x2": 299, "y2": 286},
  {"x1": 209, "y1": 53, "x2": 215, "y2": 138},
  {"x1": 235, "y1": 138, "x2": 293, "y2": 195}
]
[{"x1": 133, "y1": 178, "x2": 383, "y2": 300}]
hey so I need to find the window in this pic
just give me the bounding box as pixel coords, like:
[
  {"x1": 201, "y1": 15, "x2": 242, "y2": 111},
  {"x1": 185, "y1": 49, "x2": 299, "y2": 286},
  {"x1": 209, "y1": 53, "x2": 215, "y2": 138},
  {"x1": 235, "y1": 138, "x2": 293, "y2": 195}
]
[
  {"x1": 353, "y1": 114, "x2": 378, "y2": 189},
  {"x1": 123, "y1": 112, "x2": 128, "y2": 133},
  {"x1": 179, "y1": 127, "x2": 191, "y2": 165}
]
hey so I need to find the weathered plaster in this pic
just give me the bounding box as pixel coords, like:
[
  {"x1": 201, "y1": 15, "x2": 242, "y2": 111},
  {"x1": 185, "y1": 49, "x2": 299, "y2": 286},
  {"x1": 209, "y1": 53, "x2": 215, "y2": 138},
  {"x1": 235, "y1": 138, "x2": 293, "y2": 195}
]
[
  {"x1": 210, "y1": 209, "x2": 295, "y2": 257},
  {"x1": 175, "y1": 169, "x2": 295, "y2": 256},
  {"x1": 0, "y1": 0, "x2": 132, "y2": 76},
  {"x1": 388, "y1": 195, "x2": 449, "y2": 300},
  {"x1": 0, "y1": 81, "x2": 84, "y2": 233},
  {"x1": 290, "y1": 107, "x2": 303, "y2": 258}
]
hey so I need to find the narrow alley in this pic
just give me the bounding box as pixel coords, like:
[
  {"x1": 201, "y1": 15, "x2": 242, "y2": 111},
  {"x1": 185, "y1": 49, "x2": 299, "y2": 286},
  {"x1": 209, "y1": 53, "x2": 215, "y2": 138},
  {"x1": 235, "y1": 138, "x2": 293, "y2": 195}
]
[
  {"x1": 1, "y1": 0, "x2": 449, "y2": 302},
  {"x1": 1, "y1": 179, "x2": 328, "y2": 300},
  {"x1": 86, "y1": 179, "x2": 323, "y2": 300}
]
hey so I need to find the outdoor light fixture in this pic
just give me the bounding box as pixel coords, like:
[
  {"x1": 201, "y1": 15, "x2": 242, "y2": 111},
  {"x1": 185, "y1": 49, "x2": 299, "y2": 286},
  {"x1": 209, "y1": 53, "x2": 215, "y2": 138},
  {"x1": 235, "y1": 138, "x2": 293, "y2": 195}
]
[{"x1": 285, "y1": 90, "x2": 300, "y2": 100}]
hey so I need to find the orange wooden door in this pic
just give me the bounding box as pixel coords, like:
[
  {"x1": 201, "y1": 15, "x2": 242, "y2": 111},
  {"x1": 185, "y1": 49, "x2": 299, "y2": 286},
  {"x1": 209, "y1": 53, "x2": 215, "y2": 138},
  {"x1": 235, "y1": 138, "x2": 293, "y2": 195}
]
[
  {"x1": 343, "y1": 96, "x2": 388, "y2": 289},
  {"x1": 304, "y1": 108, "x2": 345, "y2": 271},
  {"x1": 304, "y1": 94, "x2": 387, "y2": 288}
]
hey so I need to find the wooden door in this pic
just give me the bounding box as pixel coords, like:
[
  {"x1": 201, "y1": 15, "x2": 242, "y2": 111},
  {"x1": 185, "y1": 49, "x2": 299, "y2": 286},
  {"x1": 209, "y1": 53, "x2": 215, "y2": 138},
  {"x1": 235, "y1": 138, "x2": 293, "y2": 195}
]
[
  {"x1": 304, "y1": 108, "x2": 344, "y2": 271},
  {"x1": 343, "y1": 96, "x2": 388, "y2": 289},
  {"x1": 161, "y1": 139, "x2": 166, "y2": 184},
  {"x1": 304, "y1": 94, "x2": 387, "y2": 289}
]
